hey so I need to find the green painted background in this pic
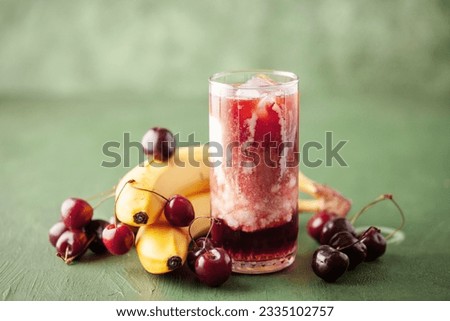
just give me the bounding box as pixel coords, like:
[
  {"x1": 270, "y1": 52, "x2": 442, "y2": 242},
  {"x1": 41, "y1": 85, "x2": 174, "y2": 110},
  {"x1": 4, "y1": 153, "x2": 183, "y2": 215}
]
[{"x1": 0, "y1": 0, "x2": 449, "y2": 300}]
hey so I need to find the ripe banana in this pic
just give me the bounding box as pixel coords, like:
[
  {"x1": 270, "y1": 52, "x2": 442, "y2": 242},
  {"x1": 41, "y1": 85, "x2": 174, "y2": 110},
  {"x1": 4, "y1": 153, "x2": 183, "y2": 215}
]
[
  {"x1": 181, "y1": 192, "x2": 211, "y2": 238},
  {"x1": 135, "y1": 223, "x2": 189, "y2": 274},
  {"x1": 115, "y1": 146, "x2": 209, "y2": 226},
  {"x1": 136, "y1": 192, "x2": 211, "y2": 274}
]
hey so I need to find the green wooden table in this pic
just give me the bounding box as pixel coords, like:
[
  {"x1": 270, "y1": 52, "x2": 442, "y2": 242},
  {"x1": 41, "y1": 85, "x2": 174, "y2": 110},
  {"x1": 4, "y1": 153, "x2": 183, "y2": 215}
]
[{"x1": 1, "y1": 91, "x2": 449, "y2": 300}]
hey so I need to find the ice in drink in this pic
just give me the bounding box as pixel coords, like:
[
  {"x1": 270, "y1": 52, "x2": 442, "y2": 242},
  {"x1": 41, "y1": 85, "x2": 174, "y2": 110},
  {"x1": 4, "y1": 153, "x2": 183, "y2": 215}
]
[{"x1": 209, "y1": 71, "x2": 299, "y2": 274}]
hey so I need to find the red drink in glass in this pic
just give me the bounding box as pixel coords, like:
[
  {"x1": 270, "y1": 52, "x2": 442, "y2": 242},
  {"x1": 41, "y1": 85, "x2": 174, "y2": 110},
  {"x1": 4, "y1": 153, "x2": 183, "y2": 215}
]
[{"x1": 209, "y1": 71, "x2": 299, "y2": 274}]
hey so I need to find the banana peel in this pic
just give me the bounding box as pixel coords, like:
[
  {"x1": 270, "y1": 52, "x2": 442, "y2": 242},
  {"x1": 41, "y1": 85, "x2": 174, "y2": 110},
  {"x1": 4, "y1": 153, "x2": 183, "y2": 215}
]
[
  {"x1": 135, "y1": 223, "x2": 189, "y2": 274},
  {"x1": 298, "y1": 171, "x2": 351, "y2": 217}
]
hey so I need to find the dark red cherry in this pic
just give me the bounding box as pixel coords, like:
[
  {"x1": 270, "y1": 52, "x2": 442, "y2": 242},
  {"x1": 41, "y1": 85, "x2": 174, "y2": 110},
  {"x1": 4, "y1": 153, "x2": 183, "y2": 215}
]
[
  {"x1": 195, "y1": 248, "x2": 232, "y2": 287},
  {"x1": 141, "y1": 127, "x2": 176, "y2": 161},
  {"x1": 187, "y1": 237, "x2": 214, "y2": 271},
  {"x1": 60, "y1": 198, "x2": 93, "y2": 229},
  {"x1": 49, "y1": 221, "x2": 68, "y2": 247},
  {"x1": 307, "y1": 211, "x2": 336, "y2": 242},
  {"x1": 164, "y1": 195, "x2": 195, "y2": 227},
  {"x1": 320, "y1": 217, "x2": 356, "y2": 245},
  {"x1": 312, "y1": 245, "x2": 349, "y2": 282},
  {"x1": 56, "y1": 230, "x2": 88, "y2": 264},
  {"x1": 102, "y1": 224, "x2": 135, "y2": 255},
  {"x1": 85, "y1": 219, "x2": 109, "y2": 254},
  {"x1": 359, "y1": 226, "x2": 386, "y2": 261},
  {"x1": 329, "y1": 231, "x2": 367, "y2": 270}
]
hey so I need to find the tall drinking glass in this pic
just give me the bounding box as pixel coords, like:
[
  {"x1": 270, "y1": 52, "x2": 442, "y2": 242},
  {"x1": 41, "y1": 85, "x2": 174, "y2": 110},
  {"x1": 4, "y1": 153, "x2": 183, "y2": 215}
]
[{"x1": 208, "y1": 70, "x2": 299, "y2": 274}]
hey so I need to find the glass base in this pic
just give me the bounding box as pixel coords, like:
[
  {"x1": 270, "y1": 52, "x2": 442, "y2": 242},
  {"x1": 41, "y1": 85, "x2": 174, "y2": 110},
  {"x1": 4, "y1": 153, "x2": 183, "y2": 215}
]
[{"x1": 231, "y1": 248, "x2": 297, "y2": 274}]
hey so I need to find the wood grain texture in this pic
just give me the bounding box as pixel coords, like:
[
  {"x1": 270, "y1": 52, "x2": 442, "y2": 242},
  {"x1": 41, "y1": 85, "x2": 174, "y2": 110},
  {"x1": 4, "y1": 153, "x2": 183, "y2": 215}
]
[{"x1": 0, "y1": 93, "x2": 449, "y2": 300}]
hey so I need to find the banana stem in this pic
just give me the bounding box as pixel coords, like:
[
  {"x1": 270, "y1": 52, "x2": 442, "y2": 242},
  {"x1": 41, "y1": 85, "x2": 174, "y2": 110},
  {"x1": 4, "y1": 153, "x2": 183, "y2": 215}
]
[
  {"x1": 298, "y1": 199, "x2": 324, "y2": 213},
  {"x1": 298, "y1": 171, "x2": 318, "y2": 196},
  {"x1": 350, "y1": 194, "x2": 388, "y2": 225}
]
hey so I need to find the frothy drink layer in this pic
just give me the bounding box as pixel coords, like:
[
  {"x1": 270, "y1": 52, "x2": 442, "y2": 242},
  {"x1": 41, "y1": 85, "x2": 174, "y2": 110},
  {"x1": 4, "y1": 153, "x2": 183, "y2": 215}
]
[{"x1": 209, "y1": 77, "x2": 299, "y2": 232}]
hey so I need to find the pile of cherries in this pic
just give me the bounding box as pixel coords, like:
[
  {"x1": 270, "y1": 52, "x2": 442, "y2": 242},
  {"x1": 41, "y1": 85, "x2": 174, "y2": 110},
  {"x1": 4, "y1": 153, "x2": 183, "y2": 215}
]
[
  {"x1": 49, "y1": 126, "x2": 232, "y2": 287},
  {"x1": 48, "y1": 126, "x2": 181, "y2": 264},
  {"x1": 307, "y1": 194, "x2": 403, "y2": 282},
  {"x1": 49, "y1": 198, "x2": 135, "y2": 264}
]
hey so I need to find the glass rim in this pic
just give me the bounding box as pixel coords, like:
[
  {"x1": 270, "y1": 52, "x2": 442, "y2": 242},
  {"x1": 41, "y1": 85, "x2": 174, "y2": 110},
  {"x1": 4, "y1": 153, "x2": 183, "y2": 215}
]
[{"x1": 209, "y1": 69, "x2": 299, "y2": 90}]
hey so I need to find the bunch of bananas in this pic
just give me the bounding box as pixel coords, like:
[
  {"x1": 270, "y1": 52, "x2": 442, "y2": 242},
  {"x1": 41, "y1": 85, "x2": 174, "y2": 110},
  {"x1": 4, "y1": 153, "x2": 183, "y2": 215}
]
[{"x1": 115, "y1": 145, "x2": 351, "y2": 274}]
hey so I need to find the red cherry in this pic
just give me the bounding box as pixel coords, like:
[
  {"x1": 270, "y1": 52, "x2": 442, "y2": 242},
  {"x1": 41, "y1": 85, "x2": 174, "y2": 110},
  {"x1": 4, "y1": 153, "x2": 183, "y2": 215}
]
[
  {"x1": 329, "y1": 231, "x2": 367, "y2": 270},
  {"x1": 320, "y1": 217, "x2": 356, "y2": 245},
  {"x1": 359, "y1": 226, "x2": 387, "y2": 261},
  {"x1": 56, "y1": 230, "x2": 88, "y2": 264},
  {"x1": 85, "y1": 219, "x2": 109, "y2": 254},
  {"x1": 141, "y1": 127, "x2": 176, "y2": 161},
  {"x1": 312, "y1": 245, "x2": 349, "y2": 282},
  {"x1": 307, "y1": 211, "x2": 336, "y2": 242},
  {"x1": 49, "y1": 221, "x2": 68, "y2": 247},
  {"x1": 102, "y1": 224, "x2": 134, "y2": 255},
  {"x1": 164, "y1": 195, "x2": 195, "y2": 227},
  {"x1": 187, "y1": 237, "x2": 214, "y2": 271},
  {"x1": 61, "y1": 198, "x2": 93, "y2": 229},
  {"x1": 195, "y1": 248, "x2": 232, "y2": 287}
]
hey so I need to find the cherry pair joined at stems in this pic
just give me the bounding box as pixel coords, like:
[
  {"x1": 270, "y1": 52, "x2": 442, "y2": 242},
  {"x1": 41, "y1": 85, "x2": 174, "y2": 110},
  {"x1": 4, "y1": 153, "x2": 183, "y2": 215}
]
[
  {"x1": 125, "y1": 180, "x2": 195, "y2": 227},
  {"x1": 186, "y1": 218, "x2": 232, "y2": 287},
  {"x1": 310, "y1": 194, "x2": 405, "y2": 282}
]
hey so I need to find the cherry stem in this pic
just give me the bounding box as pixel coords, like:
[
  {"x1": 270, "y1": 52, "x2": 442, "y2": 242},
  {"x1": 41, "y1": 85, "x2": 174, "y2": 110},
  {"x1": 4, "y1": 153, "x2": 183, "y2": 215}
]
[
  {"x1": 85, "y1": 186, "x2": 116, "y2": 202},
  {"x1": 92, "y1": 192, "x2": 115, "y2": 209},
  {"x1": 350, "y1": 194, "x2": 405, "y2": 240},
  {"x1": 203, "y1": 219, "x2": 214, "y2": 247},
  {"x1": 384, "y1": 197, "x2": 405, "y2": 240},
  {"x1": 188, "y1": 216, "x2": 213, "y2": 250},
  {"x1": 64, "y1": 247, "x2": 69, "y2": 262},
  {"x1": 113, "y1": 179, "x2": 135, "y2": 226},
  {"x1": 129, "y1": 184, "x2": 169, "y2": 202},
  {"x1": 59, "y1": 234, "x2": 97, "y2": 265},
  {"x1": 337, "y1": 230, "x2": 371, "y2": 252}
]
